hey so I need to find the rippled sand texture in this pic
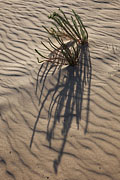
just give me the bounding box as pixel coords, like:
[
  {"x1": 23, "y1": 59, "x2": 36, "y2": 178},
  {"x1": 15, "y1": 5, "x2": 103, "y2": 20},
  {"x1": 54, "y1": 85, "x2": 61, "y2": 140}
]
[{"x1": 0, "y1": 0, "x2": 120, "y2": 180}]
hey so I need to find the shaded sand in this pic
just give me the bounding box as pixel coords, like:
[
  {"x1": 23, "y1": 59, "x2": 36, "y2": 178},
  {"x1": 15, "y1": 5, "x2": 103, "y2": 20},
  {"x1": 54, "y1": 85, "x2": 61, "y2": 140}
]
[{"x1": 0, "y1": 0, "x2": 120, "y2": 180}]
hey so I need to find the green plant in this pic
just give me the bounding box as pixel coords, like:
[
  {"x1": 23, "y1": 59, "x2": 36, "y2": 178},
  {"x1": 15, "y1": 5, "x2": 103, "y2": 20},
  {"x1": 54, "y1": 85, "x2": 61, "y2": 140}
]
[{"x1": 35, "y1": 9, "x2": 88, "y2": 66}]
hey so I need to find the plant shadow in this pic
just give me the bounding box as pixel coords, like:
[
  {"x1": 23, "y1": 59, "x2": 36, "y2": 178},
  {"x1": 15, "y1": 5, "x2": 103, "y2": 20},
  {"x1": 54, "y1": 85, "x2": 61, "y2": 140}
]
[{"x1": 30, "y1": 43, "x2": 92, "y2": 173}]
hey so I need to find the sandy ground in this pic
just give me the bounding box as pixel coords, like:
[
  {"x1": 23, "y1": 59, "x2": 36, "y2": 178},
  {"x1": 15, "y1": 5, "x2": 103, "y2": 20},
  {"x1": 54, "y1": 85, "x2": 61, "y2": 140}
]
[{"x1": 0, "y1": 0, "x2": 120, "y2": 180}]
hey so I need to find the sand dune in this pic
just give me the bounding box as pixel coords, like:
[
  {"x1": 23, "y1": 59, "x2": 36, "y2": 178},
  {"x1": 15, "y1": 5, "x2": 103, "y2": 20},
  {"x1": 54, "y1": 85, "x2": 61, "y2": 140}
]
[{"x1": 0, "y1": 0, "x2": 120, "y2": 180}]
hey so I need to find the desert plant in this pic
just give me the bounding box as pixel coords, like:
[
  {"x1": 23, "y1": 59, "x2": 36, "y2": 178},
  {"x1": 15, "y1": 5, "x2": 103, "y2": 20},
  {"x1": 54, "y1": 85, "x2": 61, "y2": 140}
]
[{"x1": 35, "y1": 8, "x2": 88, "y2": 66}]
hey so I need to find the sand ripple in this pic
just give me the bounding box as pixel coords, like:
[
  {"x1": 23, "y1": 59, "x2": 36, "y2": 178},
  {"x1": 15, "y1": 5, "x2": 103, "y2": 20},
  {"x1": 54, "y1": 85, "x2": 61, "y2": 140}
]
[{"x1": 0, "y1": 0, "x2": 120, "y2": 180}]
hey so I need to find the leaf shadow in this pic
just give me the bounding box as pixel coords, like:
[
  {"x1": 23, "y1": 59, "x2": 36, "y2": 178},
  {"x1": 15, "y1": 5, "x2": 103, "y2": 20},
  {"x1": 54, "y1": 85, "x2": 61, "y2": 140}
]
[{"x1": 30, "y1": 43, "x2": 92, "y2": 173}]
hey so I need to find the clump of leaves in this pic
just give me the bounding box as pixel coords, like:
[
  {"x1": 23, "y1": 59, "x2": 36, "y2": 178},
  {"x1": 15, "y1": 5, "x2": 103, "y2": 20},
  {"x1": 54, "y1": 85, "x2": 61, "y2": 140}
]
[{"x1": 35, "y1": 8, "x2": 88, "y2": 66}]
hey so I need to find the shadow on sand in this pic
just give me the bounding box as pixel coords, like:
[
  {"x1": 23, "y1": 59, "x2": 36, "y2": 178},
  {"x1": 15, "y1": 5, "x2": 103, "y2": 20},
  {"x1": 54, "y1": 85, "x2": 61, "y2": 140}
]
[{"x1": 30, "y1": 43, "x2": 92, "y2": 173}]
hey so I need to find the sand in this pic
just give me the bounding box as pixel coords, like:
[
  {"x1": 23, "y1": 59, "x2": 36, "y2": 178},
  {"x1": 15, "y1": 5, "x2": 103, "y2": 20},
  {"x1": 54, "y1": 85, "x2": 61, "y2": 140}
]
[{"x1": 0, "y1": 0, "x2": 120, "y2": 180}]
